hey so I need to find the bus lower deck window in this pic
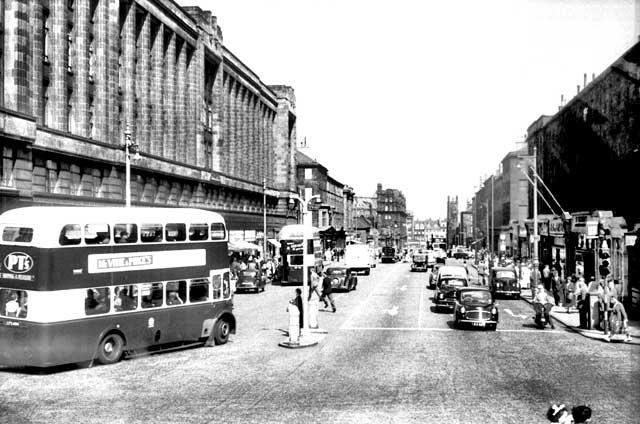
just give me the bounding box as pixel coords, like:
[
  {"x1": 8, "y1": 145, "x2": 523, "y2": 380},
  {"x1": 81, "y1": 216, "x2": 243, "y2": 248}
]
[
  {"x1": 189, "y1": 279, "x2": 210, "y2": 302},
  {"x1": 85, "y1": 287, "x2": 110, "y2": 315},
  {"x1": 141, "y1": 283, "x2": 163, "y2": 308},
  {"x1": 114, "y1": 285, "x2": 138, "y2": 312},
  {"x1": 166, "y1": 281, "x2": 186, "y2": 305},
  {"x1": 1, "y1": 289, "x2": 28, "y2": 318}
]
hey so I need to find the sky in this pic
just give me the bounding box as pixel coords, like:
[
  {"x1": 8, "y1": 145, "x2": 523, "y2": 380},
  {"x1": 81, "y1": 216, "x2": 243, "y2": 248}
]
[{"x1": 183, "y1": 0, "x2": 637, "y2": 219}]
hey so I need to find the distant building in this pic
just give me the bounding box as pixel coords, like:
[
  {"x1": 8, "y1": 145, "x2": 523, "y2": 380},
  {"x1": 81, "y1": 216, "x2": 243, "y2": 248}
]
[
  {"x1": 376, "y1": 183, "x2": 407, "y2": 250},
  {"x1": 446, "y1": 196, "x2": 459, "y2": 247}
]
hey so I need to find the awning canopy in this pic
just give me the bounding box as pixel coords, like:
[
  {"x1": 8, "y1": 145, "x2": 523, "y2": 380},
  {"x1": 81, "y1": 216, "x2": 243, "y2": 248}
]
[
  {"x1": 228, "y1": 240, "x2": 262, "y2": 252},
  {"x1": 268, "y1": 238, "x2": 280, "y2": 248}
]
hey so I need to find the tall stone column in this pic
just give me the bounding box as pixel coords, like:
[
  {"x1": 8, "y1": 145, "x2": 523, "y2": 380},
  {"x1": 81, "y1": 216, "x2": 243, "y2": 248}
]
[
  {"x1": 175, "y1": 39, "x2": 187, "y2": 163},
  {"x1": 229, "y1": 80, "x2": 238, "y2": 177},
  {"x1": 4, "y1": 0, "x2": 31, "y2": 114},
  {"x1": 30, "y1": 0, "x2": 44, "y2": 122},
  {"x1": 93, "y1": 0, "x2": 109, "y2": 143},
  {"x1": 150, "y1": 21, "x2": 164, "y2": 157},
  {"x1": 106, "y1": 0, "x2": 120, "y2": 145},
  {"x1": 164, "y1": 31, "x2": 176, "y2": 159},
  {"x1": 121, "y1": 0, "x2": 135, "y2": 140},
  {"x1": 75, "y1": 0, "x2": 90, "y2": 137},
  {"x1": 136, "y1": 10, "x2": 150, "y2": 154}
]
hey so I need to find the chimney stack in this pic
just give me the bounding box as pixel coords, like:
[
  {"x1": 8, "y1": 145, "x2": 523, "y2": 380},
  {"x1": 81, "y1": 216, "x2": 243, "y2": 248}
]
[
  {"x1": 592, "y1": 73, "x2": 595, "y2": 82},
  {"x1": 577, "y1": 85, "x2": 580, "y2": 94},
  {"x1": 584, "y1": 73, "x2": 587, "y2": 89}
]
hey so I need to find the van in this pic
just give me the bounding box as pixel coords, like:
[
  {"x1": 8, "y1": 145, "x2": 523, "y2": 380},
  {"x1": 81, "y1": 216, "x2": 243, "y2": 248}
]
[{"x1": 344, "y1": 244, "x2": 371, "y2": 275}]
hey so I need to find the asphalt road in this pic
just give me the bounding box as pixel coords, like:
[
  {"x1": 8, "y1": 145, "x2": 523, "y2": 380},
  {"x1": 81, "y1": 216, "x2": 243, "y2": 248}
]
[{"x1": 1, "y1": 260, "x2": 639, "y2": 423}]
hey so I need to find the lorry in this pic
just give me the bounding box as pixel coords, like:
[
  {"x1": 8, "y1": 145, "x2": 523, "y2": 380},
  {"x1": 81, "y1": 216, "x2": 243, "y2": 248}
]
[{"x1": 344, "y1": 243, "x2": 372, "y2": 275}]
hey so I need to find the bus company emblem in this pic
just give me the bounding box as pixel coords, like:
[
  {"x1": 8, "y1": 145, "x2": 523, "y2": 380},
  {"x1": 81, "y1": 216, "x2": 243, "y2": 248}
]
[{"x1": 3, "y1": 252, "x2": 34, "y2": 274}]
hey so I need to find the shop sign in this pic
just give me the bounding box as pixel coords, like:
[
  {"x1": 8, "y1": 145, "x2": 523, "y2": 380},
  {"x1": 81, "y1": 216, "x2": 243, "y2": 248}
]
[
  {"x1": 549, "y1": 219, "x2": 564, "y2": 236},
  {"x1": 571, "y1": 214, "x2": 588, "y2": 234},
  {"x1": 538, "y1": 221, "x2": 549, "y2": 237},
  {"x1": 229, "y1": 230, "x2": 244, "y2": 243},
  {"x1": 553, "y1": 237, "x2": 565, "y2": 247},
  {"x1": 245, "y1": 230, "x2": 256, "y2": 242},
  {"x1": 586, "y1": 220, "x2": 598, "y2": 238}
]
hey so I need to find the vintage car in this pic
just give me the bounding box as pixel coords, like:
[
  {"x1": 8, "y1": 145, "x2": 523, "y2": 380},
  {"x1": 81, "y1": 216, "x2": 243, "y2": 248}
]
[
  {"x1": 453, "y1": 287, "x2": 498, "y2": 330},
  {"x1": 325, "y1": 265, "x2": 358, "y2": 291},
  {"x1": 489, "y1": 266, "x2": 520, "y2": 299},
  {"x1": 410, "y1": 253, "x2": 428, "y2": 272},
  {"x1": 433, "y1": 266, "x2": 469, "y2": 311},
  {"x1": 235, "y1": 264, "x2": 267, "y2": 293}
]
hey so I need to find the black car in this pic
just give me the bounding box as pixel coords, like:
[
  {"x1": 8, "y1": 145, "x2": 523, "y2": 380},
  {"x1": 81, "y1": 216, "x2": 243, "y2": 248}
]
[
  {"x1": 489, "y1": 267, "x2": 520, "y2": 299},
  {"x1": 411, "y1": 253, "x2": 428, "y2": 272},
  {"x1": 235, "y1": 266, "x2": 267, "y2": 293},
  {"x1": 433, "y1": 273, "x2": 468, "y2": 311},
  {"x1": 453, "y1": 287, "x2": 499, "y2": 330},
  {"x1": 325, "y1": 265, "x2": 358, "y2": 291}
]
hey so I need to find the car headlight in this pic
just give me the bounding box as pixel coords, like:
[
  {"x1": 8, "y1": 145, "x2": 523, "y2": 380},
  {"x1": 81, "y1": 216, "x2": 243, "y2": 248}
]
[
  {"x1": 459, "y1": 306, "x2": 466, "y2": 314},
  {"x1": 438, "y1": 293, "x2": 444, "y2": 299},
  {"x1": 491, "y1": 307, "x2": 497, "y2": 315}
]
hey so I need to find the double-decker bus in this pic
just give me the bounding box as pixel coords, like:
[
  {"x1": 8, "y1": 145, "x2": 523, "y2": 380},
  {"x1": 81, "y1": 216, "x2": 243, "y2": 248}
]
[
  {"x1": 0, "y1": 207, "x2": 235, "y2": 367},
  {"x1": 277, "y1": 224, "x2": 323, "y2": 284}
]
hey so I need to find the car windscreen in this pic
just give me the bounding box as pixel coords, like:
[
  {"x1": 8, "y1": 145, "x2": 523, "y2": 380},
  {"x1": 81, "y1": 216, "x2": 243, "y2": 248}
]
[
  {"x1": 460, "y1": 290, "x2": 493, "y2": 303},
  {"x1": 413, "y1": 254, "x2": 426, "y2": 261},
  {"x1": 495, "y1": 270, "x2": 516, "y2": 279},
  {"x1": 439, "y1": 278, "x2": 467, "y2": 287},
  {"x1": 327, "y1": 269, "x2": 346, "y2": 276}
]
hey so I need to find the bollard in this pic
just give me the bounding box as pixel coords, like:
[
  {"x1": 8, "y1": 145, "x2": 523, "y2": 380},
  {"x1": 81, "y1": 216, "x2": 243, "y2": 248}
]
[
  {"x1": 287, "y1": 304, "x2": 300, "y2": 344},
  {"x1": 308, "y1": 299, "x2": 319, "y2": 329}
]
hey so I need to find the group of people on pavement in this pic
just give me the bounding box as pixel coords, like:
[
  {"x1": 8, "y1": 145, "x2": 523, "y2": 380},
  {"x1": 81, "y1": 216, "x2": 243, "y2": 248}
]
[{"x1": 530, "y1": 261, "x2": 632, "y2": 342}]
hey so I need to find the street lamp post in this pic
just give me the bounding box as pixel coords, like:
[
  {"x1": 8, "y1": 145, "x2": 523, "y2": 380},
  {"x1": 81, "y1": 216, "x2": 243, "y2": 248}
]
[
  {"x1": 263, "y1": 177, "x2": 267, "y2": 263},
  {"x1": 532, "y1": 147, "x2": 539, "y2": 288},
  {"x1": 123, "y1": 125, "x2": 139, "y2": 208},
  {"x1": 290, "y1": 193, "x2": 320, "y2": 336}
]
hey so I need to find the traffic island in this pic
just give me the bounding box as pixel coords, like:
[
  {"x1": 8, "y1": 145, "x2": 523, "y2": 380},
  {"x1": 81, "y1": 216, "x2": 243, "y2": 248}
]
[{"x1": 278, "y1": 332, "x2": 324, "y2": 349}]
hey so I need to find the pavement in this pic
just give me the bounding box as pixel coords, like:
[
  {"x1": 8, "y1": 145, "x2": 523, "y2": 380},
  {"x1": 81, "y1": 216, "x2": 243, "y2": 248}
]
[{"x1": 519, "y1": 288, "x2": 640, "y2": 344}]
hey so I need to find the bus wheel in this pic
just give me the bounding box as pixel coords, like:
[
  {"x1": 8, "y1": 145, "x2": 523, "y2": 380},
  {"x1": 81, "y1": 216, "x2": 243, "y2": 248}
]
[
  {"x1": 213, "y1": 319, "x2": 231, "y2": 345},
  {"x1": 97, "y1": 333, "x2": 124, "y2": 365}
]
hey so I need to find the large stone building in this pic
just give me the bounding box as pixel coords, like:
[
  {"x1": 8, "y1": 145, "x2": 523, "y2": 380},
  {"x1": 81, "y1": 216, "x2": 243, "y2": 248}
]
[
  {"x1": 472, "y1": 150, "x2": 530, "y2": 257},
  {"x1": 0, "y1": 0, "x2": 298, "y2": 241},
  {"x1": 376, "y1": 183, "x2": 407, "y2": 250},
  {"x1": 295, "y1": 149, "x2": 355, "y2": 249}
]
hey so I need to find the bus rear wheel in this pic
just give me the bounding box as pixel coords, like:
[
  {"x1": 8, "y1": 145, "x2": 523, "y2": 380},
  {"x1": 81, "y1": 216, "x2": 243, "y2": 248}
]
[
  {"x1": 213, "y1": 318, "x2": 231, "y2": 345},
  {"x1": 97, "y1": 333, "x2": 124, "y2": 365}
]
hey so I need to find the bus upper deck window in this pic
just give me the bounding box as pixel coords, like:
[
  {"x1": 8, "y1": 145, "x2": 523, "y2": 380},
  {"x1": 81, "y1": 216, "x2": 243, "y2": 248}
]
[
  {"x1": 141, "y1": 224, "x2": 163, "y2": 243},
  {"x1": 59, "y1": 224, "x2": 81, "y2": 245},
  {"x1": 189, "y1": 224, "x2": 208, "y2": 241},
  {"x1": 84, "y1": 224, "x2": 110, "y2": 245},
  {"x1": 210, "y1": 223, "x2": 226, "y2": 240},
  {"x1": 2, "y1": 226, "x2": 33, "y2": 243},
  {"x1": 115, "y1": 224, "x2": 138, "y2": 244},
  {"x1": 165, "y1": 223, "x2": 186, "y2": 242}
]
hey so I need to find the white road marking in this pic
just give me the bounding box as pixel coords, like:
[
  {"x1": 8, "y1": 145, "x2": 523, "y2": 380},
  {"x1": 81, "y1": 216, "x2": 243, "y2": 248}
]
[
  {"x1": 399, "y1": 285, "x2": 407, "y2": 291},
  {"x1": 504, "y1": 308, "x2": 529, "y2": 319},
  {"x1": 341, "y1": 326, "x2": 565, "y2": 334},
  {"x1": 418, "y1": 284, "x2": 424, "y2": 328}
]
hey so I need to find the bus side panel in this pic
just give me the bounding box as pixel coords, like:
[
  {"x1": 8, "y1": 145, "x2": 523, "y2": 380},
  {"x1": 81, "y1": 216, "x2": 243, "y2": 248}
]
[
  {"x1": 0, "y1": 242, "x2": 228, "y2": 291},
  {"x1": 0, "y1": 319, "x2": 96, "y2": 367}
]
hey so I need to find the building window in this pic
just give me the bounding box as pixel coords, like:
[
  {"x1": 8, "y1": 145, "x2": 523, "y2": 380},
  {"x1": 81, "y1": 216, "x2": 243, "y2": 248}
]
[{"x1": 304, "y1": 168, "x2": 312, "y2": 180}]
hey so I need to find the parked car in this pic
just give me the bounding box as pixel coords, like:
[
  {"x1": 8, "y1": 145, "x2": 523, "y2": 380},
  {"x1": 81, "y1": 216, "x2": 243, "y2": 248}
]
[
  {"x1": 325, "y1": 265, "x2": 358, "y2": 291},
  {"x1": 411, "y1": 253, "x2": 428, "y2": 272},
  {"x1": 488, "y1": 267, "x2": 520, "y2": 299},
  {"x1": 235, "y1": 265, "x2": 267, "y2": 293},
  {"x1": 453, "y1": 287, "x2": 499, "y2": 330},
  {"x1": 433, "y1": 266, "x2": 469, "y2": 311}
]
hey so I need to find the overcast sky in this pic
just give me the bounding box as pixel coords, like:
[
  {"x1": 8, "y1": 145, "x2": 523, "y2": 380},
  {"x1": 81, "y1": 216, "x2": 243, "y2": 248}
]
[{"x1": 183, "y1": 0, "x2": 637, "y2": 219}]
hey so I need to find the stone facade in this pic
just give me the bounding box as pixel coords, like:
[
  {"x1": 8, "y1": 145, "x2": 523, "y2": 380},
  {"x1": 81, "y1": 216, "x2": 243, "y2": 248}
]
[
  {"x1": 0, "y1": 0, "x2": 299, "y2": 237},
  {"x1": 376, "y1": 183, "x2": 407, "y2": 250}
]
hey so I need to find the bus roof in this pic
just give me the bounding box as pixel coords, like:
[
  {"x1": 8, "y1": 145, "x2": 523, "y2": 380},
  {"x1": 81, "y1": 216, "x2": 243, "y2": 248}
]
[
  {"x1": 278, "y1": 224, "x2": 320, "y2": 240},
  {"x1": 0, "y1": 206, "x2": 226, "y2": 225}
]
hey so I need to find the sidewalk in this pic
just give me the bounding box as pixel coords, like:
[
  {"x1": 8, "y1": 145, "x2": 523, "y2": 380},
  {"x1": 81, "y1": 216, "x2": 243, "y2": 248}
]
[{"x1": 519, "y1": 288, "x2": 640, "y2": 344}]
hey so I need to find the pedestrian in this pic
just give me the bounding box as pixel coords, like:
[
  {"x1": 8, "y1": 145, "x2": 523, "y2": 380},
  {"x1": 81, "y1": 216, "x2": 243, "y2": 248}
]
[
  {"x1": 319, "y1": 271, "x2": 336, "y2": 313},
  {"x1": 542, "y1": 264, "x2": 552, "y2": 291},
  {"x1": 574, "y1": 277, "x2": 588, "y2": 312},
  {"x1": 587, "y1": 276, "x2": 600, "y2": 294},
  {"x1": 605, "y1": 296, "x2": 632, "y2": 343},
  {"x1": 551, "y1": 269, "x2": 565, "y2": 307},
  {"x1": 565, "y1": 276, "x2": 576, "y2": 313},
  {"x1": 308, "y1": 266, "x2": 322, "y2": 301},
  {"x1": 289, "y1": 288, "x2": 303, "y2": 329}
]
